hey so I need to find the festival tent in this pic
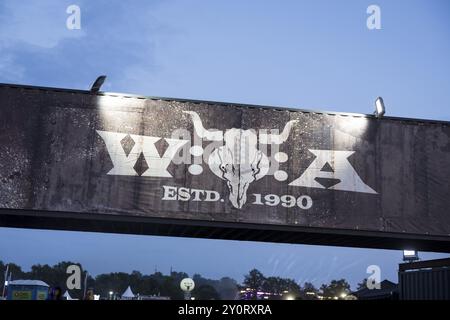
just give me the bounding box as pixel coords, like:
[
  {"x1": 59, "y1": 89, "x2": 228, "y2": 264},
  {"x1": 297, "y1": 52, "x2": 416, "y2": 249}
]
[
  {"x1": 121, "y1": 286, "x2": 135, "y2": 300},
  {"x1": 63, "y1": 290, "x2": 74, "y2": 300}
]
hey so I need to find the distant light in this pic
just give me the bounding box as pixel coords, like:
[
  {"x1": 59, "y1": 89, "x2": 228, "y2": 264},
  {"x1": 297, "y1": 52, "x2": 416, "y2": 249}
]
[
  {"x1": 190, "y1": 297, "x2": 195, "y2": 300},
  {"x1": 374, "y1": 97, "x2": 385, "y2": 118},
  {"x1": 283, "y1": 290, "x2": 289, "y2": 294},
  {"x1": 4, "y1": 281, "x2": 8, "y2": 286},
  {"x1": 340, "y1": 293, "x2": 347, "y2": 299},
  {"x1": 109, "y1": 291, "x2": 113, "y2": 295},
  {"x1": 90, "y1": 75, "x2": 107, "y2": 93},
  {"x1": 403, "y1": 249, "x2": 419, "y2": 262},
  {"x1": 286, "y1": 295, "x2": 295, "y2": 300},
  {"x1": 306, "y1": 292, "x2": 315, "y2": 296}
]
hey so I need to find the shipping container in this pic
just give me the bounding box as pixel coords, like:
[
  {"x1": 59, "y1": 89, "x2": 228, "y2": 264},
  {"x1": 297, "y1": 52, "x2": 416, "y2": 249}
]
[{"x1": 399, "y1": 258, "x2": 450, "y2": 300}]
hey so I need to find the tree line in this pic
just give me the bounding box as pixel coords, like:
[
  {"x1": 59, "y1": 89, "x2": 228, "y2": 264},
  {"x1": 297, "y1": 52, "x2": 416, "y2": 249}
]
[{"x1": 1, "y1": 261, "x2": 356, "y2": 300}]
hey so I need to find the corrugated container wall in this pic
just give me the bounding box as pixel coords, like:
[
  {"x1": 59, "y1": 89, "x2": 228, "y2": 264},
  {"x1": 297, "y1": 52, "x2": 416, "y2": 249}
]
[{"x1": 399, "y1": 267, "x2": 450, "y2": 300}]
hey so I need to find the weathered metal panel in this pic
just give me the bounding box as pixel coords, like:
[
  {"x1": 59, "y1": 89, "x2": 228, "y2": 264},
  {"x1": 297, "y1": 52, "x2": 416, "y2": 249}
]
[{"x1": 1, "y1": 84, "x2": 450, "y2": 248}]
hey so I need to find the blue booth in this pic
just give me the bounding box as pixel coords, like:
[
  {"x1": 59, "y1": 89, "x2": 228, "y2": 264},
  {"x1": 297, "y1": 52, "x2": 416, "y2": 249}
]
[{"x1": 6, "y1": 280, "x2": 49, "y2": 300}]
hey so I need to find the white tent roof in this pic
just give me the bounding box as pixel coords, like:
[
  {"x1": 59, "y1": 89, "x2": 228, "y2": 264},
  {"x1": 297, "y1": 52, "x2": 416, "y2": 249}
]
[
  {"x1": 121, "y1": 286, "x2": 135, "y2": 298},
  {"x1": 9, "y1": 280, "x2": 49, "y2": 287},
  {"x1": 63, "y1": 290, "x2": 73, "y2": 300}
]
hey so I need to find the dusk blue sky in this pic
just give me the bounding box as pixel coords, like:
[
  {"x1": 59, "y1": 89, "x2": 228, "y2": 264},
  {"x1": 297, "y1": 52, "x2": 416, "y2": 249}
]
[{"x1": 0, "y1": 0, "x2": 449, "y2": 289}]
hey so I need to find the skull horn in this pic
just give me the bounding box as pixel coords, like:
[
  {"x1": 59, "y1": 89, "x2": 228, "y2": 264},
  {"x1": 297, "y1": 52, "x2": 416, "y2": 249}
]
[
  {"x1": 183, "y1": 111, "x2": 223, "y2": 141},
  {"x1": 259, "y1": 120, "x2": 298, "y2": 144}
]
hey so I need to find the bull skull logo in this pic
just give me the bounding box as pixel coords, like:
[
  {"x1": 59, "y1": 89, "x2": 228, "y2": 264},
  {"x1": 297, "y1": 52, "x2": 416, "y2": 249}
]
[{"x1": 184, "y1": 111, "x2": 297, "y2": 208}]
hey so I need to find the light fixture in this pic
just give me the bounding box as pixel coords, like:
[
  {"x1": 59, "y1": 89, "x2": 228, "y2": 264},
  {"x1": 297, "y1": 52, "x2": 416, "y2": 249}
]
[
  {"x1": 403, "y1": 249, "x2": 419, "y2": 262},
  {"x1": 90, "y1": 75, "x2": 107, "y2": 93},
  {"x1": 374, "y1": 97, "x2": 385, "y2": 118}
]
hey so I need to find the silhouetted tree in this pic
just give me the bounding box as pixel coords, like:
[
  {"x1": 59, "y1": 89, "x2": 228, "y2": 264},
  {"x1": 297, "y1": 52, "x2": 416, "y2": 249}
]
[
  {"x1": 301, "y1": 282, "x2": 318, "y2": 299},
  {"x1": 357, "y1": 278, "x2": 367, "y2": 290},
  {"x1": 282, "y1": 278, "x2": 301, "y2": 297},
  {"x1": 216, "y1": 277, "x2": 238, "y2": 300},
  {"x1": 0, "y1": 262, "x2": 25, "y2": 283},
  {"x1": 320, "y1": 279, "x2": 351, "y2": 299},
  {"x1": 261, "y1": 277, "x2": 301, "y2": 299},
  {"x1": 3, "y1": 260, "x2": 321, "y2": 301},
  {"x1": 0, "y1": 261, "x2": 4, "y2": 282},
  {"x1": 161, "y1": 276, "x2": 184, "y2": 300},
  {"x1": 193, "y1": 284, "x2": 220, "y2": 300},
  {"x1": 243, "y1": 269, "x2": 265, "y2": 299},
  {"x1": 262, "y1": 277, "x2": 283, "y2": 295},
  {"x1": 0, "y1": 261, "x2": 5, "y2": 295}
]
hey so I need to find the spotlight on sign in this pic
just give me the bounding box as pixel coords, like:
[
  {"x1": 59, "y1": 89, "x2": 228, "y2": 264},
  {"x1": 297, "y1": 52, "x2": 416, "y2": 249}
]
[
  {"x1": 374, "y1": 97, "x2": 385, "y2": 118},
  {"x1": 403, "y1": 249, "x2": 419, "y2": 262},
  {"x1": 90, "y1": 75, "x2": 107, "y2": 93}
]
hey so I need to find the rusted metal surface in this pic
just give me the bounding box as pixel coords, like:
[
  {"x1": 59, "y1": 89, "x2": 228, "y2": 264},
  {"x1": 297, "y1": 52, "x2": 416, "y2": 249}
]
[{"x1": 0, "y1": 83, "x2": 449, "y2": 249}]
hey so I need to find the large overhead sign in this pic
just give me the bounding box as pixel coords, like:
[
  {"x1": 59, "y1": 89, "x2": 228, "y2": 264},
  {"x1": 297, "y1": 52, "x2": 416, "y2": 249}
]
[{"x1": 1, "y1": 84, "x2": 449, "y2": 251}]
